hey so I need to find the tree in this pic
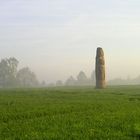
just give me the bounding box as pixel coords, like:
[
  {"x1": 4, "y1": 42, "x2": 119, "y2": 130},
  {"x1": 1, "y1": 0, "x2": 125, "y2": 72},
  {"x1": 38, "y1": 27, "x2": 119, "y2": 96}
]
[
  {"x1": 65, "y1": 76, "x2": 76, "y2": 86},
  {"x1": 41, "y1": 80, "x2": 46, "y2": 87},
  {"x1": 56, "y1": 80, "x2": 63, "y2": 86},
  {"x1": 77, "y1": 71, "x2": 88, "y2": 85},
  {"x1": 0, "y1": 57, "x2": 19, "y2": 87},
  {"x1": 17, "y1": 67, "x2": 39, "y2": 87}
]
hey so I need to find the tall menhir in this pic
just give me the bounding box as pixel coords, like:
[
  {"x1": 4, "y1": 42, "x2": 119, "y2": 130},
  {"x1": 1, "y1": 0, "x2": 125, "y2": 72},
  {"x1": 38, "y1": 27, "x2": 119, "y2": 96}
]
[{"x1": 95, "y1": 47, "x2": 106, "y2": 89}]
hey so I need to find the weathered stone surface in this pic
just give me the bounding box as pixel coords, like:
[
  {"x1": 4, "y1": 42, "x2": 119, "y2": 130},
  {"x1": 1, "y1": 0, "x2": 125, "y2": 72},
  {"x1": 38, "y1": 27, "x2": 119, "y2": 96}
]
[{"x1": 95, "y1": 47, "x2": 106, "y2": 89}]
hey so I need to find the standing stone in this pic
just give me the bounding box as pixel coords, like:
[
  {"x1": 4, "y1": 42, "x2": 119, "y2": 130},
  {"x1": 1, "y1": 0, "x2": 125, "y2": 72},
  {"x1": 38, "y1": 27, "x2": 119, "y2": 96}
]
[{"x1": 95, "y1": 47, "x2": 106, "y2": 89}]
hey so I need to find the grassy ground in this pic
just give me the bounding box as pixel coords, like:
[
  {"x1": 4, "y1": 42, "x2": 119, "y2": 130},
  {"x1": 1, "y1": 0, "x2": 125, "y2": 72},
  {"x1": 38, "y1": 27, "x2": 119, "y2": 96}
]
[{"x1": 0, "y1": 86, "x2": 140, "y2": 140}]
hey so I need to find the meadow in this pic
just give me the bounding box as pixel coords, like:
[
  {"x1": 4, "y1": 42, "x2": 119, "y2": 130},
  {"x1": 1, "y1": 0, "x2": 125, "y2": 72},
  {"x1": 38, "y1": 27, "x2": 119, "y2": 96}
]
[{"x1": 0, "y1": 86, "x2": 140, "y2": 140}]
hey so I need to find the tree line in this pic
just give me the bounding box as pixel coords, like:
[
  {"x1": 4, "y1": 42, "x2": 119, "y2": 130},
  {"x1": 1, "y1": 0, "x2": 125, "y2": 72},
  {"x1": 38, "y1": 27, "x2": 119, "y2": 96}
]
[
  {"x1": 0, "y1": 57, "x2": 39, "y2": 88},
  {"x1": 53, "y1": 71, "x2": 95, "y2": 87},
  {"x1": 0, "y1": 57, "x2": 96, "y2": 88}
]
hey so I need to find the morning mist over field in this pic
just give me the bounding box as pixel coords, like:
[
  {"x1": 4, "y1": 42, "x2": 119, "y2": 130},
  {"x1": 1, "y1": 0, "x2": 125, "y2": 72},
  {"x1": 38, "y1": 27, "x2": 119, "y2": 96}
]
[
  {"x1": 1, "y1": 0, "x2": 140, "y2": 84},
  {"x1": 2, "y1": 1, "x2": 140, "y2": 140}
]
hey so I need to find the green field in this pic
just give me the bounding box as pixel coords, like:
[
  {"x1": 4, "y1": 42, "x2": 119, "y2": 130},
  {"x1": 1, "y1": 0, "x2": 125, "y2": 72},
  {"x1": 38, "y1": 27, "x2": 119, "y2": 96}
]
[{"x1": 0, "y1": 86, "x2": 140, "y2": 140}]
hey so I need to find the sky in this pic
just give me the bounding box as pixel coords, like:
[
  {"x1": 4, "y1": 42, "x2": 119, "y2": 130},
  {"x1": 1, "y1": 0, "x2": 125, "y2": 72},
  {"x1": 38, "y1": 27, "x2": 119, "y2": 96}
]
[{"x1": 1, "y1": 0, "x2": 140, "y2": 83}]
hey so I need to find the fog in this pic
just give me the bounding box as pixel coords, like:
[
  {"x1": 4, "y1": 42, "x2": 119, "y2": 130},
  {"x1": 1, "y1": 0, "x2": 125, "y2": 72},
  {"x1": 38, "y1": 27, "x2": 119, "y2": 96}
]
[{"x1": 1, "y1": 0, "x2": 140, "y2": 84}]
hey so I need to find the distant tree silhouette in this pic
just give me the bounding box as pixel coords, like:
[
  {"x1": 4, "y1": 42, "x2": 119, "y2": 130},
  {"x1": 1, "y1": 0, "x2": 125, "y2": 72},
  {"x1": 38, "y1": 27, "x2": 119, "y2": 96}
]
[
  {"x1": 0, "y1": 57, "x2": 19, "y2": 87},
  {"x1": 65, "y1": 76, "x2": 76, "y2": 86},
  {"x1": 17, "y1": 67, "x2": 39, "y2": 87},
  {"x1": 56, "y1": 80, "x2": 63, "y2": 86},
  {"x1": 77, "y1": 71, "x2": 88, "y2": 85},
  {"x1": 41, "y1": 80, "x2": 46, "y2": 87}
]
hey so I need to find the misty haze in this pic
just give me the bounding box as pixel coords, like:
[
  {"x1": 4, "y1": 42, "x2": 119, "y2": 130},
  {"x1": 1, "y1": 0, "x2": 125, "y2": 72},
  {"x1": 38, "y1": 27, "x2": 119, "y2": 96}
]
[
  {"x1": 1, "y1": 0, "x2": 140, "y2": 86},
  {"x1": 1, "y1": 0, "x2": 140, "y2": 140}
]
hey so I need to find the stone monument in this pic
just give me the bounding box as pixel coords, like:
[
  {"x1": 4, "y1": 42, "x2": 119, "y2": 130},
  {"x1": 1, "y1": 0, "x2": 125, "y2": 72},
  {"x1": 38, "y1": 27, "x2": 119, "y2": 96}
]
[{"x1": 95, "y1": 47, "x2": 106, "y2": 89}]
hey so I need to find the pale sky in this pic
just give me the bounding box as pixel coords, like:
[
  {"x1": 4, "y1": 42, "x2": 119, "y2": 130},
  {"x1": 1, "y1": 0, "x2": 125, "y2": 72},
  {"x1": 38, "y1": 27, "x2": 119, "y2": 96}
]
[{"x1": 1, "y1": 0, "x2": 140, "y2": 83}]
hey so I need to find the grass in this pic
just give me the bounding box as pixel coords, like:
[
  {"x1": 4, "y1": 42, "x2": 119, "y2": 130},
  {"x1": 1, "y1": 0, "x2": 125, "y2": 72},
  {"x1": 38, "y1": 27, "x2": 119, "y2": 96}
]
[{"x1": 0, "y1": 86, "x2": 140, "y2": 139}]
